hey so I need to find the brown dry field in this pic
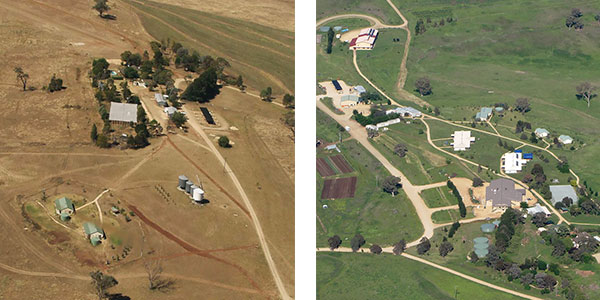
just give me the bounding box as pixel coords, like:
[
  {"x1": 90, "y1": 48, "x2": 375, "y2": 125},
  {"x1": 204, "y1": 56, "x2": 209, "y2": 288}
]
[
  {"x1": 0, "y1": 0, "x2": 294, "y2": 299},
  {"x1": 150, "y1": 0, "x2": 295, "y2": 32}
]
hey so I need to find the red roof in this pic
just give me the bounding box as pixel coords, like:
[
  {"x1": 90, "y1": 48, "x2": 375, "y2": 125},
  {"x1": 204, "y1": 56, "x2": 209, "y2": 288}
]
[{"x1": 349, "y1": 38, "x2": 357, "y2": 47}]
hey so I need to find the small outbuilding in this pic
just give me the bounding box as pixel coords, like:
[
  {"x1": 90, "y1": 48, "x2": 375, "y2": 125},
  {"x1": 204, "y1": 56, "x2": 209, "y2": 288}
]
[
  {"x1": 354, "y1": 85, "x2": 366, "y2": 94},
  {"x1": 527, "y1": 203, "x2": 551, "y2": 217},
  {"x1": 154, "y1": 93, "x2": 167, "y2": 107},
  {"x1": 54, "y1": 197, "x2": 75, "y2": 221},
  {"x1": 340, "y1": 95, "x2": 359, "y2": 107},
  {"x1": 83, "y1": 222, "x2": 105, "y2": 246},
  {"x1": 558, "y1": 135, "x2": 573, "y2": 145}
]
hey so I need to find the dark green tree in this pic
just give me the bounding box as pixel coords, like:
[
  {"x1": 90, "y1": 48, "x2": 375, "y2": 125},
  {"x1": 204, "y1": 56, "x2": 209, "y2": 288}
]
[
  {"x1": 326, "y1": 27, "x2": 334, "y2": 54},
  {"x1": 328, "y1": 235, "x2": 342, "y2": 250},
  {"x1": 218, "y1": 136, "x2": 231, "y2": 148},
  {"x1": 47, "y1": 74, "x2": 63, "y2": 92},
  {"x1": 91, "y1": 124, "x2": 98, "y2": 142},
  {"x1": 182, "y1": 68, "x2": 220, "y2": 102},
  {"x1": 350, "y1": 234, "x2": 365, "y2": 252},
  {"x1": 260, "y1": 87, "x2": 273, "y2": 102},
  {"x1": 283, "y1": 94, "x2": 295, "y2": 108},
  {"x1": 171, "y1": 111, "x2": 187, "y2": 127}
]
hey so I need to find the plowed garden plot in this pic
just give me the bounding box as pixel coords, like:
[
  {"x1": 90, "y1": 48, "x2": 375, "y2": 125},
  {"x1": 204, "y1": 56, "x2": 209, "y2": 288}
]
[
  {"x1": 330, "y1": 155, "x2": 353, "y2": 174},
  {"x1": 317, "y1": 157, "x2": 335, "y2": 177},
  {"x1": 321, "y1": 177, "x2": 357, "y2": 199}
]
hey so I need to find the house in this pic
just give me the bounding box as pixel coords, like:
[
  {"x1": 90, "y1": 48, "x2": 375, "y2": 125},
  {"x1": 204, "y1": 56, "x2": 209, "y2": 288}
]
[
  {"x1": 164, "y1": 107, "x2": 177, "y2": 117},
  {"x1": 54, "y1": 197, "x2": 75, "y2": 221},
  {"x1": 549, "y1": 185, "x2": 579, "y2": 206},
  {"x1": 527, "y1": 203, "x2": 551, "y2": 217},
  {"x1": 451, "y1": 131, "x2": 476, "y2": 151},
  {"x1": 354, "y1": 85, "x2": 366, "y2": 94},
  {"x1": 154, "y1": 93, "x2": 167, "y2": 107},
  {"x1": 501, "y1": 152, "x2": 529, "y2": 174},
  {"x1": 558, "y1": 135, "x2": 573, "y2": 145},
  {"x1": 386, "y1": 107, "x2": 422, "y2": 118},
  {"x1": 485, "y1": 178, "x2": 525, "y2": 208},
  {"x1": 534, "y1": 128, "x2": 549, "y2": 138},
  {"x1": 83, "y1": 222, "x2": 105, "y2": 246},
  {"x1": 376, "y1": 118, "x2": 402, "y2": 130},
  {"x1": 349, "y1": 28, "x2": 379, "y2": 50},
  {"x1": 340, "y1": 94, "x2": 359, "y2": 107},
  {"x1": 475, "y1": 107, "x2": 493, "y2": 121},
  {"x1": 109, "y1": 102, "x2": 137, "y2": 124}
]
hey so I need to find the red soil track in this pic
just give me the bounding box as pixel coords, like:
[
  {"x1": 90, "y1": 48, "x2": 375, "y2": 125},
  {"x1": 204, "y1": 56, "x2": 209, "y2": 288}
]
[
  {"x1": 128, "y1": 205, "x2": 264, "y2": 293},
  {"x1": 316, "y1": 157, "x2": 335, "y2": 177},
  {"x1": 321, "y1": 177, "x2": 357, "y2": 199},
  {"x1": 330, "y1": 154, "x2": 353, "y2": 173}
]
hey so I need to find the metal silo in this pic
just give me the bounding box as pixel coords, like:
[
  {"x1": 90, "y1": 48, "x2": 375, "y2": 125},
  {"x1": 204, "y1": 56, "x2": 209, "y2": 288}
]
[
  {"x1": 185, "y1": 181, "x2": 193, "y2": 193},
  {"x1": 178, "y1": 175, "x2": 188, "y2": 189},
  {"x1": 190, "y1": 185, "x2": 198, "y2": 196},
  {"x1": 193, "y1": 188, "x2": 204, "y2": 202}
]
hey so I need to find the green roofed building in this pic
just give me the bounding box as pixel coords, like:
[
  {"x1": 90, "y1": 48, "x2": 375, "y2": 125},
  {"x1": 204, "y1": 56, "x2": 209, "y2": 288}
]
[
  {"x1": 83, "y1": 222, "x2": 105, "y2": 246},
  {"x1": 54, "y1": 197, "x2": 75, "y2": 219},
  {"x1": 474, "y1": 248, "x2": 489, "y2": 258}
]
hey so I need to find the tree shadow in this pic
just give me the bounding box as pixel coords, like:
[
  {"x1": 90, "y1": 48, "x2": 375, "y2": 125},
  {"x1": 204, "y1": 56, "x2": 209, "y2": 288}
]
[
  {"x1": 101, "y1": 14, "x2": 117, "y2": 20},
  {"x1": 108, "y1": 294, "x2": 130, "y2": 300},
  {"x1": 152, "y1": 278, "x2": 176, "y2": 293}
]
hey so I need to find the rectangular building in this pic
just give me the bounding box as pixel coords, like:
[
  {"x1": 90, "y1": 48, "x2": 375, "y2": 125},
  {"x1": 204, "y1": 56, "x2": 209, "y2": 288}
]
[
  {"x1": 451, "y1": 131, "x2": 476, "y2": 151},
  {"x1": 109, "y1": 102, "x2": 138, "y2": 124}
]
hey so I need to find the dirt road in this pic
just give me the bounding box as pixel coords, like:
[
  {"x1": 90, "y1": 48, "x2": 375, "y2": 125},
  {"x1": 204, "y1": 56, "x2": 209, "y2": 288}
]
[{"x1": 182, "y1": 105, "x2": 291, "y2": 300}]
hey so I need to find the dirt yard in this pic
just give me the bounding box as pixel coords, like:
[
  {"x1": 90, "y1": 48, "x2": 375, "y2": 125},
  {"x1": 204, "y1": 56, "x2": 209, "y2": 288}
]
[{"x1": 0, "y1": 0, "x2": 294, "y2": 298}]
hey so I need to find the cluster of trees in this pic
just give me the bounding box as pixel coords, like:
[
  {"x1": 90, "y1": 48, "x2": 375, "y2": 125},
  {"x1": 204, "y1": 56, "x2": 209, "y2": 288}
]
[
  {"x1": 91, "y1": 58, "x2": 110, "y2": 80},
  {"x1": 417, "y1": 237, "x2": 431, "y2": 254},
  {"x1": 514, "y1": 98, "x2": 531, "y2": 113},
  {"x1": 260, "y1": 87, "x2": 273, "y2": 102},
  {"x1": 358, "y1": 91, "x2": 381, "y2": 103},
  {"x1": 170, "y1": 111, "x2": 187, "y2": 128},
  {"x1": 394, "y1": 143, "x2": 408, "y2": 158},
  {"x1": 182, "y1": 68, "x2": 220, "y2": 102},
  {"x1": 47, "y1": 74, "x2": 64, "y2": 92},
  {"x1": 415, "y1": 19, "x2": 427, "y2": 35},
  {"x1": 494, "y1": 208, "x2": 523, "y2": 251},
  {"x1": 447, "y1": 180, "x2": 466, "y2": 217},
  {"x1": 566, "y1": 8, "x2": 584, "y2": 30},
  {"x1": 514, "y1": 120, "x2": 531, "y2": 134},
  {"x1": 414, "y1": 77, "x2": 432, "y2": 96},
  {"x1": 127, "y1": 106, "x2": 151, "y2": 149},
  {"x1": 416, "y1": 16, "x2": 455, "y2": 35},
  {"x1": 326, "y1": 27, "x2": 334, "y2": 54},
  {"x1": 472, "y1": 177, "x2": 483, "y2": 187},
  {"x1": 439, "y1": 238, "x2": 454, "y2": 257},
  {"x1": 354, "y1": 109, "x2": 401, "y2": 127},
  {"x1": 382, "y1": 176, "x2": 401, "y2": 196}
]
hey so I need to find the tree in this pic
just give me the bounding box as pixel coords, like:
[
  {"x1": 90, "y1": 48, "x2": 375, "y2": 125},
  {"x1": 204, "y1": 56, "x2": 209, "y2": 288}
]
[
  {"x1": 506, "y1": 264, "x2": 522, "y2": 280},
  {"x1": 523, "y1": 173, "x2": 533, "y2": 183},
  {"x1": 90, "y1": 270, "x2": 118, "y2": 300},
  {"x1": 532, "y1": 212, "x2": 547, "y2": 227},
  {"x1": 170, "y1": 111, "x2": 187, "y2": 128},
  {"x1": 415, "y1": 77, "x2": 432, "y2": 96},
  {"x1": 328, "y1": 235, "x2": 342, "y2": 250},
  {"x1": 144, "y1": 260, "x2": 172, "y2": 291},
  {"x1": 571, "y1": 8, "x2": 583, "y2": 18},
  {"x1": 218, "y1": 136, "x2": 231, "y2": 148},
  {"x1": 514, "y1": 98, "x2": 530, "y2": 113},
  {"x1": 326, "y1": 27, "x2": 334, "y2": 54},
  {"x1": 260, "y1": 87, "x2": 273, "y2": 102},
  {"x1": 393, "y1": 240, "x2": 406, "y2": 255},
  {"x1": 137, "y1": 106, "x2": 147, "y2": 124},
  {"x1": 562, "y1": 197, "x2": 573, "y2": 207},
  {"x1": 91, "y1": 124, "x2": 98, "y2": 142},
  {"x1": 448, "y1": 221, "x2": 461, "y2": 238},
  {"x1": 182, "y1": 68, "x2": 220, "y2": 102},
  {"x1": 415, "y1": 19, "x2": 427, "y2": 35},
  {"x1": 14, "y1": 67, "x2": 29, "y2": 91},
  {"x1": 282, "y1": 94, "x2": 295, "y2": 108},
  {"x1": 350, "y1": 234, "x2": 365, "y2": 252},
  {"x1": 576, "y1": 82, "x2": 596, "y2": 107},
  {"x1": 439, "y1": 241, "x2": 454, "y2": 257},
  {"x1": 96, "y1": 135, "x2": 110, "y2": 148},
  {"x1": 469, "y1": 251, "x2": 479, "y2": 263},
  {"x1": 472, "y1": 177, "x2": 483, "y2": 187},
  {"x1": 548, "y1": 263, "x2": 560, "y2": 275},
  {"x1": 417, "y1": 237, "x2": 431, "y2": 255},
  {"x1": 93, "y1": 0, "x2": 110, "y2": 17},
  {"x1": 382, "y1": 176, "x2": 401, "y2": 196},
  {"x1": 122, "y1": 67, "x2": 139, "y2": 79},
  {"x1": 47, "y1": 74, "x2": 63, "y2": 92},
  {"x1": 370, "y1": 244, "x2": 383, "y2": 254},
  {"x1": 92, "y1": 58, "x2": 110, "y2": 79},
  {"x1": 394, "y1": 143, "x2": 408, "y2": 157},
  {"x1": 535, "y1": 273, "x2": 557, "y2": 291},
  {"x1": 236, "y1": 75, "x2": 244, "y2": 90}
]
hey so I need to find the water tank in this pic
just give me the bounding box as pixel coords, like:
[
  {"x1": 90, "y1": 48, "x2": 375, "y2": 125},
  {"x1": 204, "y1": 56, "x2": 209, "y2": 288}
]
[
  {"x1": 193, "y1": 188, "x2": 204, "y2": 202},
  {"x1": 178, "y1": 175, "x2": 188, "y2": 189},
  {"x1": 190, "y1": 185, "x2": 198, "y2": 196},
  {"x1": 185, "y1": 181, "x2": 193, "y2": 193}
]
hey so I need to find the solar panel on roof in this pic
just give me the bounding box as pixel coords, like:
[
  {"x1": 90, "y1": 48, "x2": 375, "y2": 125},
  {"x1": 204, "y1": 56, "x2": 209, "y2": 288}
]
[{"x1": 331, "y1": 80, "x2": 342, "y2": 91}]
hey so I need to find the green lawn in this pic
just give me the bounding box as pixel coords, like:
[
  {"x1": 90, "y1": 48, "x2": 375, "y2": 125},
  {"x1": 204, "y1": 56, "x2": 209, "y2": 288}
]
[
  {"x1": 317, "y1": 108, "x2": 349, "y2": 144},
  {"x1": 123, "y1": 0, "x2": 294, "y2": 95},
  {"x1": 431, "y1": 207, "x2": 475, "y2": 224},
  {"x1": 317, "y1": 34, "x2": 371, "y2": 89},
  {"x1": 317, "y1": 140, "x2": 423, "y2": 247},
  {"x1": 317, "y1": 0, "x2": 404, "y2": 24},
  {"x1": 321, "y1": 18, "x2": 372, "y2": 31},
  {"x1": 320, "y1": 97, "x2": 343, "y2": 115},
  {"x1": 420, "y1": 187, "x2": 456, "y2": 208},
  {"x1": 317, "y1": 252, "x2": 524, "y2": 300}
]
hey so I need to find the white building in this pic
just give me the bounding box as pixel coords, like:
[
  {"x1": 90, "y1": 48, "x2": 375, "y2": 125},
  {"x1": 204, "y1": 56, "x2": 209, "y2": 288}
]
[
  {"x1": 558, "y1": 135, "x2": 573, "y2": 145},
  {"x1": 386, "y1": 107, "x2": 422, "y2": 118},
  {"x1": 154, "y1": 93, "x2": 167, "y2": 107},
  {"x1": 527, "y1": 203, "x2": 551, "y2": 217},
  {"x1": 109, "y1": 102, "x2": 138, "y2": 124},
  {"x1": 451, "y1": 131, "x2": 476, "y2": 151},
  {"x1": 534, "y1": 128, "x2": 549, "y2": 138},
  {"x1": 164, "y1": 107, "x2": 177, "y2": 117},
  {"x1": 501, "y1": 152, "x2": 528, "y2": 174},
  {"x1": 376, "y1": 118, "x2": 402, "y2": 130}
]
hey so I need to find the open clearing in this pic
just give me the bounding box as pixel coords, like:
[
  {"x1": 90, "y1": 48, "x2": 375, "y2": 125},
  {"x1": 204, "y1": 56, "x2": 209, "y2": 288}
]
[{"x1": 0, "y1": 0, "x2": 294, "y2": 299}]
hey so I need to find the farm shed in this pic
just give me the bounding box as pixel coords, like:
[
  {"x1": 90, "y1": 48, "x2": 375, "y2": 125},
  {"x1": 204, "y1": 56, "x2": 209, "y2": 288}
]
[
  {"x1": 54, "y1": 197, "x2": 75, "y2": 221},
  {"x1": 534, "y1": 128, "x2": 549, "y2": 138},
  {"x1": 475, "y1": 107, "x2": 493, "y2": 121},
  {"x1": 549, "y1": 185, "x2": 578, "y2": 206},
  {"x1": 109, "y1": 102, "x2": 137, "y2": 124},
  {"x1": 83, "y1": 222, "x2": 105, "y2": 246},
  {"x1": 340, "y1": 95, "x2": 359, "y2": 107},
  {"x1": 558, "y1": 135, "x2": 573, "y2": 145}
]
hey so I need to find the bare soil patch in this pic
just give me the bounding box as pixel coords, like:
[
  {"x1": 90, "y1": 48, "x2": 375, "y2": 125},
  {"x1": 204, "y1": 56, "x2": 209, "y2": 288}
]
[{"x1": 321, "y1": 177, "x2": 357, "y2": 199}]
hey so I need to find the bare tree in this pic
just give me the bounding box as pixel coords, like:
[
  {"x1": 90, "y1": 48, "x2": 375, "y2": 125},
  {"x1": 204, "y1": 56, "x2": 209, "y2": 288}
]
[
  {"x1": 90, "y1": 270, "x2": 118, "y2": 300},
  {"x1": 14, "y1": 67, "x2": 29, "y2": 91},
  {"x1": 576, "y1": 82, "x2": 596, "y2": 107}
]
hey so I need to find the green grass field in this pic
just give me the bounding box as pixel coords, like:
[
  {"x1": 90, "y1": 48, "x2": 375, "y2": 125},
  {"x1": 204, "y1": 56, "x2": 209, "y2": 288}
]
[
  {"x1": 123, "y1": 0, "x2": 294, "y2": 95},
  {"x1": 321, "y1": 18, "x2": 372, "y2": 31},
  {"x1": 316, "y1": 30, "x2": 371, "y2": 89},
  {"x1": 317, "y1": 140, "x2": 423, "y2": 247},
  {"x1": 317, "y1": 0, "x2": 403, "y2": 24},
  {"x1": 430, "y1": 207, "x2": 474, "y2": 224},
  {"x1": 317, "y1": 108, "x2": 349, "y2": 143},
  {"x1": 317, "y1": 252, "x2": 524, "y2": 300},
  {"x1": 320, "y1": 97, "x2": 344, "y2": 115},
  {"x1": 420, "y1": 187, "x2": 456, "y2": 208}
]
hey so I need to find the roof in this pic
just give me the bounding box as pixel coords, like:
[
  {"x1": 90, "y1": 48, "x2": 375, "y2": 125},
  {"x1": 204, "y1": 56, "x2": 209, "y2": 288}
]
[
  {"x1": 486, "y1": 178, "x2": 525, "y2": 207},
  {"x1": 473, "y1": 237, "x2": 489, "y2": 244},
  {"x1": 494, "y1": 107, "x2": 504, "y2": 112},
  {"x1": 474, "y1": 243, "x2": 489, "y2": 250},
  {"x1": 154, "y1": 93, "x2": 164, "y2": 102},
  {"x1": 523, "y1": 153, "x2": 533, "y2": 159},
  {"x1": 474, "y1": 248, "x2": 489, "y2": 257},
  {"x1": 59, "y1": 212, "x2": 71, "y2": 221},
  {"x1": 90, "y1": 236, "x2": 101, "y2": 246},
  {"x1": 358, "y1": 28, "x2": 378, "y2": 37},
  {"x1": 527, "y1": 203, "x2": 551, "y2": 216},
  {"x1": 54, "y1": 197, "x2": 74, "y2": 211},
  {"x1": 319, "y1": 26, "x2": 330, "y2": 32},
  {"x1": 535, "y1": 128, "x2": 549, "y2": 135},
  {"x1": 340, "y1": 95, "x2": 359, "y2": 102},
  {"x1": 451, "y1": 131, "x2": 475, "y2": 151},
  {"x1": 481, "y1": 223, "x2": 496, "y2": 233},
  {"x1": 549, "y1": 185, "x2": 579, "y2": 205},
  {"x1": 480, "y1": 107, "x2": 493, "y2": 115},
  {"x1": 109, "y1": 102, "x2": 137, "y2": 123},
  {"x1": 501, "y1": 152, "x2": 528, "y2": 173},
  {"x1": 558, "y1": 135, "x2": 573, "y2": 142},
  {"x1": 331, "y1": 80, "x2": 342, "y2": 91},
  {"x1": 354, "y1": 85, "x2": 366, "y2": 94},
  {"x1": 333, "y1": 26, "x2": 343, "y2": 31},
  {"x1": 83, "y1": 222, "x2": 102, "y2": 235},
  {"x1": 164, "y1": 107, "x2": 177, "y2": 115}
]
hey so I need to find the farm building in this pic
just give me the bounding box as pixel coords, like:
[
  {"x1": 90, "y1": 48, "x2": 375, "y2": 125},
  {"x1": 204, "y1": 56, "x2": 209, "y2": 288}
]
[
  {"x1": 354, "y1": 85, "x2": 366, "y2": 94},
  {"x1": 365, "y1": 124, "x2": 377, "y2": 131},
  {"x1": 475, "y1": 107, "x2": 493, "y2": 121},
  {"x1": 109, "y1": 102, "x2": 137, "y2": 124},
  {"x1": 54, "y1": 197, "x2": 75, "y2": 221},
  {"x1": 154, "y1": 93, "x2": 167, "y2": 107},
  {"x1": 527, "y1": 203, "x2": 551, "y2": 217},
  {"x1": 340, "y1": 95, "x2": 359, "y2": 107},
  {"x1": 549, "y1": 185, "x2": 579, "y2": 206},
  {"x1": 83, "y1": 222, "x2": 105, "y2": 246},
  {"x1": 535, "y1": 128, "x2": 549, "y2": 138},
  {"x1": 386, "y1": 107, "x2": 422, "y2": 118},
  {"x1": 376, "y1": 118, "x2": 402, "y2": 130},
  {"x1": 319, "y1": 26, "x2": 330, "y2": 32},
  {"x1": 164, "y1": 107, "x2": 177, "y2": 117},
  {"x1": 349, "y1": 28, "x2": 379, "y2": 50},
  {"x1": 558, "y1": 135, "x2": 573, "y2": 145},
  {"x1": 494, "y1": 107, "x2": 504, "y2": 113},
  {"x1": 333, "y1": 26, "x2": 343, "y2": 31},
  {"x1": 473, "y1": 237, "x2": 489, "y2": 258},
  {"x1": 501, "y1": 151, "x2": 530, "y2": 174},
  {"x1": 451, "y1": 131, "x2": 475, "y2": 151},
  {"x1": 485, "y1": 178, "x2": 525, "y2": 208},
  {"x1": 331, "y1": 80, "x2": 342, "y2": 93}
]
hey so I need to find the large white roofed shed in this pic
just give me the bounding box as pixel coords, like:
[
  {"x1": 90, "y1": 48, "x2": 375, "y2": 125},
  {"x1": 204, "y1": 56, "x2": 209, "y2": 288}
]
[{"x1": 109, "y1": 102, "x2": 138, "y2": 123}]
